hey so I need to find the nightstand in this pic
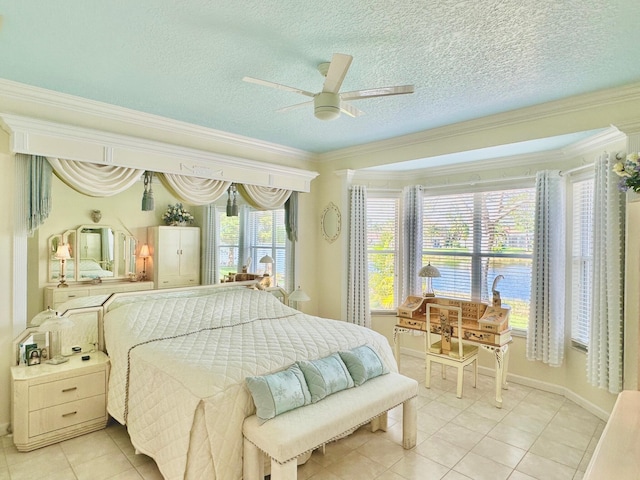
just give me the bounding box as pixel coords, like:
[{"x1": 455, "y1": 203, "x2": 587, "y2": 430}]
[{"x1": 11, "y1": 351, "x2": 110, "y2": 451}]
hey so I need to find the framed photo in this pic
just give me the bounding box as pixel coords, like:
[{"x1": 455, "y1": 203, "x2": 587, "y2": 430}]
[{"x1": 26, "y1": 345, "x2": 42, "y2": 366}]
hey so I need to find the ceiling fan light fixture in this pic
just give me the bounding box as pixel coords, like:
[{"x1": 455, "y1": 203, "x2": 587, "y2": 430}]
[{"x1": 314, "y1": 92, "x2": 341, "y2": 121}]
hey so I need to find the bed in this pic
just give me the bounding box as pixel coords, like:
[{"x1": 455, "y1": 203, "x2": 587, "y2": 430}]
[{"x1": 101, "y1": 284, "x2": 397, "y2": 480}]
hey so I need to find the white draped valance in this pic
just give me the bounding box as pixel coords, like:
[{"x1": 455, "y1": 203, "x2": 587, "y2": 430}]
[
  {"x1": 158, "y1": 173, "x2": 231, "y2": 206},
  {"x1": 47, "y1": 158, "x2": 143, "y2": 197},
  {"x1": 45, "y1": 157, "x2": 293, "y2": 210},
  {"x1": 237, "y1": 184, "x2": 292, "y2": 210}
]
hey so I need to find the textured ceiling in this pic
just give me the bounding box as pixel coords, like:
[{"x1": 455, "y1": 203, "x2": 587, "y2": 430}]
[{"x1": 0, "y1": 1, "x2": 639, "y2": 154}]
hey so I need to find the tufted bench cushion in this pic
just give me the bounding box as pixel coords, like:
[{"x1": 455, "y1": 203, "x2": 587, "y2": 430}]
[{"x1": 243, "y1": 372, "x2": 418, "y2": 480}]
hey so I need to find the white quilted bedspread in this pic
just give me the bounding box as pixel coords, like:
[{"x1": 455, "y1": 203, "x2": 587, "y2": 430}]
[{"x1": 103, "y1": 287, "x2": 397, "y2": 480}]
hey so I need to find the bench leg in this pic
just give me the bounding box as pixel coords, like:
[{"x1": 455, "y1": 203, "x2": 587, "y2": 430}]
[
  {"x1": 270, "y1": 458, "x2": 297, "y2": 480},
  {"x1": 402, "y1": 397, "x2": 417, "y2": 449},
  {"x1": 371, "y1": 412, "x2": 388, "y2": 432},
  {"x1": 243, "y1": 438, "x2": 264, "y2": 480}
]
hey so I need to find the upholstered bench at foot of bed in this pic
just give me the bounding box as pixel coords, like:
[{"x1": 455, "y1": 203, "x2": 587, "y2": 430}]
[{"x1": 242, "y1": 372, "x2": 419, "y2": 480}]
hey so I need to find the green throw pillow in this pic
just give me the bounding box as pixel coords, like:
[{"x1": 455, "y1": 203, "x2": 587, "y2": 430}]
[
  {"x1": 297, "y1": 353, "x2": 354, "y2": 403},
  {"x1": 245, "y1": 363, "x2": 312, "y2": 421},
  {"x1": 339, "y1": 345, "x2": 389, "y2": 386}
]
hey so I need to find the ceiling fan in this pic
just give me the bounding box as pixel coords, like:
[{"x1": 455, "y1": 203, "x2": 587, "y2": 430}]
[{"x1": 242, "y1": 53, "x2": 414, "y2": 121}]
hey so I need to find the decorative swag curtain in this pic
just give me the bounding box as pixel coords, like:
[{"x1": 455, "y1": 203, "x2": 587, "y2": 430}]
[
  {"x1": 237, "y1": 184, "x2": 292, "y2": 210},
  {"x1": 526, "y1": 170, "x2": 566, "y2": 367},
  {"x1": 47, "y1": 158, "x2": 143, "y2": 197},
  {"x1": 587, "y1": 152, "x2": 625, "y2": 393},
  {"x1": 158, "y1": 173, "x2": 230, "y2": 205},
  {"x1": 401, "y1": 185, "x2": 423, "y2": 299},
  {"x1": 347, "y1": 185, "x2": 370, "y2": 328}
]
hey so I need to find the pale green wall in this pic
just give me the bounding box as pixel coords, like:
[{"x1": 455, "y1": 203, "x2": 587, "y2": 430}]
[
  {"x1": 2, "y1": 85, "x2": 640, "y2": 432},
  {"x1": 323, "y1": 138, "x2": 634, "y2": 417},
  {"x1": 27, "y1": 175, "x2": 189, "y2": 320},
  {"x1": 0, "y1": 129, "x2": 14, "y2": 433}
]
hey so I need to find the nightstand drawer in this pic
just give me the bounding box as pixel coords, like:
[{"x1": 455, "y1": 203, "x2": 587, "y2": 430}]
[
  {"x1": 28, "y1": 371, "x2": 105, "y2": 410},
  {"x1": 29, "y1": 394, "x2": 106, "y2": 437}
]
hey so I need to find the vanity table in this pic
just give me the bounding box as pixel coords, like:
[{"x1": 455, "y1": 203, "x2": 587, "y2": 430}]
[{"x1": 44, "y1": 281, "x2": 154, "y2": 310}]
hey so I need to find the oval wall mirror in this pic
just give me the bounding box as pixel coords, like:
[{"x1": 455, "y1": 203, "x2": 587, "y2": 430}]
[{"x1": 321, "y1": 202, "x2": 341, "y2": 244}]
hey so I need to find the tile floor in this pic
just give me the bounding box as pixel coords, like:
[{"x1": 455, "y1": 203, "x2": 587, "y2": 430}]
[{"x1": 0, "y1": 354, "x2": 605, "y2": 480}]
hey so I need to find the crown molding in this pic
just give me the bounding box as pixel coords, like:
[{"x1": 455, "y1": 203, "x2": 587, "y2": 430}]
[
  {"x1": 353, "y1": 126, "x2": 626, "y2": 183},
  {"x1": 0, "y1": 113, "x2": 319, "y2": 192},
  {"x1": 318, "y1": 82, "x2": 640, "y2": 164},
  {"x1": 0, "y1": 78, "x2": 316, "y2": 163}
]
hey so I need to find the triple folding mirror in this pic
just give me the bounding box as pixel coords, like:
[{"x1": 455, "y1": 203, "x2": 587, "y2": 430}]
[{"x1": 48, "y1": 225, "x2": 137, "y2": 283}]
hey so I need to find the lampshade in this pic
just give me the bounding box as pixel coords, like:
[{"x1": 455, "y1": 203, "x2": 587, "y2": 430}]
[
  {"x1": 139, "y1": 244, "x2": 151, "y2": 258},
  {"x1": 289, "y1": 286, "x2": 310, "y2": 303},
  {"x1": 32, "y1": 308, "x2": 74, "y2": 365},
  {"x1": 259, "y1": 255, "x2": 273, "y2": 264},
  {"x1": 418, "y1": 263, "x2": 441, "y2": 278},
  {"x1": 55, "y1": 244, "x2": 71, "y2": 260},
  {"x1": 418, "y1": 262, "x2": 440, "y2": 297},
  {"x1": 31, "y1": 307, "x2": 60, "y2": 327}
]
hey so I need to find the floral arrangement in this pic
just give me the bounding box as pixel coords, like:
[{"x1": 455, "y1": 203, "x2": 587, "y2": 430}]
[
  {"x1": 613, "y1": 152, "x2": 640, "y2": 192},
  {"x1": 162, "y1": 203, "x2": 194, "y2": 226}
]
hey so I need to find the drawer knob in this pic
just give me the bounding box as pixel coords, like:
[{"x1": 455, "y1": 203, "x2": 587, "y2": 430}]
[
  {"x1": 62, "y1": 411, "x2": 78, "y2": 417},
  {"x1": 62, "y1": 387, "x2": 78, "y2": 393}
]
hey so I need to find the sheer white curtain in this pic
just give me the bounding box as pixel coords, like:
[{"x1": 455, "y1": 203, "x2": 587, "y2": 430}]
[
  {"x1": 526, "y1": 170, "x2": 566, "y2": 367},
  {"x1": 588, "y1": 152, "x2": 625, "y2": 393},
  {"x1": 347, "y1": 185, "x2": 370, "y2": 328},
  {"x1": 401, "y1": 185, "x2": 423, "y2": 300},
  {"x1": 201, "y1": 205, "x2": 220, "y2": 285},
  {"x1": 47, "y1": 158, "x2": 143, "y2": 196}
]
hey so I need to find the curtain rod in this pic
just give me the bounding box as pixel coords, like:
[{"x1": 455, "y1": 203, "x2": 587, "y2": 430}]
[{"x1": 560, "y1": 163, "x2": 593, "y2": 176}]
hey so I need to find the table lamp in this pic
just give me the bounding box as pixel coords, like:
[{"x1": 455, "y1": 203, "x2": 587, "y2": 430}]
[
  {"x1": 289, "y1": 286, "x2": 310, "y2": 309},
  {"x1": 139, "y1": 244, "x2": 150, "y2": 280},
  {"x1": 31, "y1": 308, "x2": 75, "y2": 365},
  {"x1": 55, "y1": 244, "x2": 71, "y2": 288},
  {"x1": 259, "y1": 255, "x2": 273, "y2": 275},
  {"x1": 418, "y1": 262, "x2": 441, "y2": 297}
]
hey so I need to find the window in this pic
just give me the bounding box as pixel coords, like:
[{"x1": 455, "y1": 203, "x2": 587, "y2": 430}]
[
  {"x1": 423, "y1": 188, "x2": 536, "y2": 330},
  {"x1": 571, "y1": 178, "x2": 594, "y2": 348},
  {"x1": 366, "y1": 195, "x2": 399, "y2": 310},
  {"x1": 217, "y1": 207, "x2": 289, "y2": 287}
]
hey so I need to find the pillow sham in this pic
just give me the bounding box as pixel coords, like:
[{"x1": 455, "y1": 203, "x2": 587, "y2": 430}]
[
  {"x1": 245, "y1": 363, "x2": 311, "y2": 421},
  {"x1": 298, "y1": 353, "x2": 354, "y2": 403},
  {"x1": 339, "y1": 345, "x2": 389, "y2": 386}
]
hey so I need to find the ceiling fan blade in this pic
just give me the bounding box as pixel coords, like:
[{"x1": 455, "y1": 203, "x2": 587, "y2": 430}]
[
  {"x1": 276, "y1": 100, "x2": 312, "y2": 113},
  {"x1": 340, "y1": 85, "x2": 414, "y2": 101},
  {"x1": 322, "y1": 53, "x2": 353, "y2": 94},
  {"x1": 242, "y1": 76, "x2": 315, "y2": 98},
  {"x1": 340, "y1": 101, "x2": 365, "y2": 118}
]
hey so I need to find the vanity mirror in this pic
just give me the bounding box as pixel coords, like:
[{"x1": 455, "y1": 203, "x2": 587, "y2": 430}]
[{"x1": 48, "y1": 225, "x2": 137, "y2": 283}]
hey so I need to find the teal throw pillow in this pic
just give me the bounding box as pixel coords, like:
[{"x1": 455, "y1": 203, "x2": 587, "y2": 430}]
[
  {"x1": 245, "y1": 363, "x2": 311, "y2": 421},
  {"x1": 339, "y1": 345, "x2": 389, "y2": 386},
  {"x1": 297, "y1": 353, "x2": 354, "y2": 403}
]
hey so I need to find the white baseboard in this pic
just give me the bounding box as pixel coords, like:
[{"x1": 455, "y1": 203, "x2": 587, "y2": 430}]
[{"x1": 398, "y1": 346, "x2": 610, "y2": 421}]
